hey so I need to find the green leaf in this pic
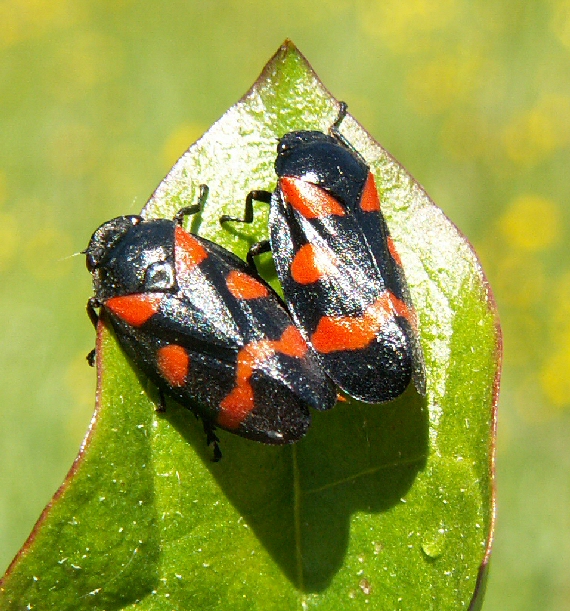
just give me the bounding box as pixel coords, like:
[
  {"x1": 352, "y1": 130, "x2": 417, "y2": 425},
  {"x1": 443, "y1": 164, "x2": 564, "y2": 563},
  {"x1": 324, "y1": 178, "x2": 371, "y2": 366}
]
[{"x1": 0, "y1": 41, "x2": 500, "y2": 610}]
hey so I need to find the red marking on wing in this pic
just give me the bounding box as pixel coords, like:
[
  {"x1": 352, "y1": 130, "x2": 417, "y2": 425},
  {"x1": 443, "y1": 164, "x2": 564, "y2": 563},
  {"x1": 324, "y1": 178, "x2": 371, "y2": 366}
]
[
  {"x1": 217, "y1": 385, "x2": 255, "y2": 428},
  {"x1": 226, "y1": 270, "x2": 269, "y2": 300},
  {"x1": 106, "y1": 294, "x2": 162, "y2": 327},
  {"x1": 359, "y1": 173, "x2": 381, "y2": 212},
  {"x1": 218, "y1": 325, "x2": 309, "y2": 429},
  {"x1": 157, "y1": 344, "x2": 190, "y2": 387},
  {"x1": 174, "y1": 226, "x2": 208, "y2": 271},
  {"x1": 311, "y1": 292, "x2": 405, "y2": 354},
  {"x1": 280, "y1": 176, "x2": 346, "y2": 219},
  {"x1": 276, "y1": 325, "x2": 308, "y2": 358},
  {"x1": 386, "y1": 236, "x2": 403, "y2": 267},
  {"x1": 290, "y1": 243, "x2": 337, "y2": 285}
]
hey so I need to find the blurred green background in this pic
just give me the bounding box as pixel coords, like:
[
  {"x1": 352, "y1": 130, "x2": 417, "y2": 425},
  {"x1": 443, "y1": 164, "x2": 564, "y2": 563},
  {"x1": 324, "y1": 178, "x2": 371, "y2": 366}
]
[{"x1": 0, "y1": 1, "x2": 568, "y2": 609}]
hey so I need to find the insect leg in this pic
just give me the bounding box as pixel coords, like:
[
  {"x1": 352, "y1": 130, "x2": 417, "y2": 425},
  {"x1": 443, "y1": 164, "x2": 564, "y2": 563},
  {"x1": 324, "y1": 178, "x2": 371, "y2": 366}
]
[
  {"x1": 86, "y1": 297, "x2": 101, "y2": 366},
  {"x1": 156, "y1": 389, "x2": 167, "y2": 413},
  {"x1": 246, "y1": 239, "x2": 271, "y2": 270},
  {"x1": 87, "y1": 297, "x2": 100, "y2": 328},
  {"x1": 174, "y1": 184, "x2": 209, "y2": 225},
  {"x1": 328, "y1": 102, "x2": 367, "y2": 164},
  {"x1": 219, "y1": 190, "x2": 272, "y2": 225},
  {"x1": 203, "y1": 420, "x2": 222, "y2": 462}
]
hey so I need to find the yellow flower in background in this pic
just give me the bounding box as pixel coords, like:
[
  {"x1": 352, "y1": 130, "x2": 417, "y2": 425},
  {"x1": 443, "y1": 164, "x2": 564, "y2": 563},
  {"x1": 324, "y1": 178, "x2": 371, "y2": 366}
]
[
  {"x1": 499, "y1": 195, "x2": 562, "y2": 252},
  {"x1": 359, "y1": 0, "x2": 457, "y2": 53},
  {"x1": 163, "y1": 123, "x2": 207, "y2": 169},
  {"x1": 503, "y1": 95, "x2": 570, "y2": 166},
  {"x1": 538, "y1": 272, "x2": 570, "y2": 410},
  {"x1": 551, "y1": 0, "x2": 570, "y2": 47},
  {"x1": 0, "y1": 171, "x2": 16, "y2": 272},
  {"x1": 0, "y1": 0, "x2": 80, "y2": 48},
  {"x1": 541, "y1": 341, "x2": 570, "y2": 408},
  {"x1": 405, "y1": 55, "x2": 486, "y2": 115}
]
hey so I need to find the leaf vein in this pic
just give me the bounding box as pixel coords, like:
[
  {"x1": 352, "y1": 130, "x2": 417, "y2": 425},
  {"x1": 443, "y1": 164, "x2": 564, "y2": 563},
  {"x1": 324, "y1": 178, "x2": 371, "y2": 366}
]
[{"x1": 304, "y1": 454, "x2": 427, "y2": 496}]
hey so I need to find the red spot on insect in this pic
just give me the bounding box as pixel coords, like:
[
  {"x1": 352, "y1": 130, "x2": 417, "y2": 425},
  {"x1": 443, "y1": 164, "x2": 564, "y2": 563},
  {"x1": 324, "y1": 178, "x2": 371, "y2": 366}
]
[
  {"x1": 275, "y1": 325, "x2": 308, "y2": 358},
  {"x1": 106, "y1": 294, "x2": 162, "y2": 327},
  {"x1": 218, "y1": 342, "x2": 271, "y2": 429},
  {"x1": 311, "y1": 292, "x2": 406, "y2": 353},
  {"x1": 290, "y1": 243, "x2": 337, "y2": 285},
  {"x1": 226, "y1": 270, "x2": 269, "y2": 300},
  {"x1": 174, "y1": 226, "x2": 208, "y2": 271},
  {"x1": 386, "y1": 236, "x2": 402, "y2": 267},
  {"x1": 217, "y1": 385, "x2": 255, "y2": 428},
  {"x1": 218, "y1": 326, "x2": 309, "y2": 429},
  {"x1": 157, "y1": 344, "x2": 189, "y2": 387},
  {"x1": 360, "y1": 173, "x2": 381, "y2": 212},
  {"x1": 280, "y1": 176, "x2": 346, "y2": 219}
]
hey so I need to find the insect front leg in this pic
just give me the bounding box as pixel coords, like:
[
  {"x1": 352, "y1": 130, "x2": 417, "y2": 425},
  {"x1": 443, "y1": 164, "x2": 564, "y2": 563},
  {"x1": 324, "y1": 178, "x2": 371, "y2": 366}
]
[
  {"x1": 328, "y1": 101, "x2": 367, "y2": 164},
  {"x1": 86, "y1": 297, "x2": 102, "y2": 366},
  {"x1": 219, "y1": 190, "x2": 272, "y2": 226},
  {"x1": 87, "y1": 297, "x2": 101, "y2": 329},
  {"x1": 174, "y1": 184, "x2": 209, "y2": 226}
]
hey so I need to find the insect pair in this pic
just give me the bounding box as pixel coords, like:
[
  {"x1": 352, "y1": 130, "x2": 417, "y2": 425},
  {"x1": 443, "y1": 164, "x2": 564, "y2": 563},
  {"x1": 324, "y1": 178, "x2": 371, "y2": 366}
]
[{"x1": 85, "y1": 104, "x2": 425, "y2": 460}]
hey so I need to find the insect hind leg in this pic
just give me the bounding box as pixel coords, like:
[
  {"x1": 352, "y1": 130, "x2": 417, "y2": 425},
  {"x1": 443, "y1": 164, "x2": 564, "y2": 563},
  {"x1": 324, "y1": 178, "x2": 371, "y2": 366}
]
[{"x1": 246, "y1": 239, "x2": 271, "y2": 270}]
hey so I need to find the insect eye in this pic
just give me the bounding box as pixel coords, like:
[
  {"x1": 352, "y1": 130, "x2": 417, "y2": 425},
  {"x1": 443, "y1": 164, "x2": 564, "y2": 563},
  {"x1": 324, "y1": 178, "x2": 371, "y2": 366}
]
[{"x1": 144, "y1": 261, "x2": 176, "y2": 291}]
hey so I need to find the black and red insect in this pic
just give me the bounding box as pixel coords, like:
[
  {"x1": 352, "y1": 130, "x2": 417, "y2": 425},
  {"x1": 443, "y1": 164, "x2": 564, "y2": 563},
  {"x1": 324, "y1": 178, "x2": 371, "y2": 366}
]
[
  {"x1": 222, "y1": 104, "x2": 425, "y2": 404},
  {"x1": 85, "y1": 187, "x2": 336, "y2": 458}
]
